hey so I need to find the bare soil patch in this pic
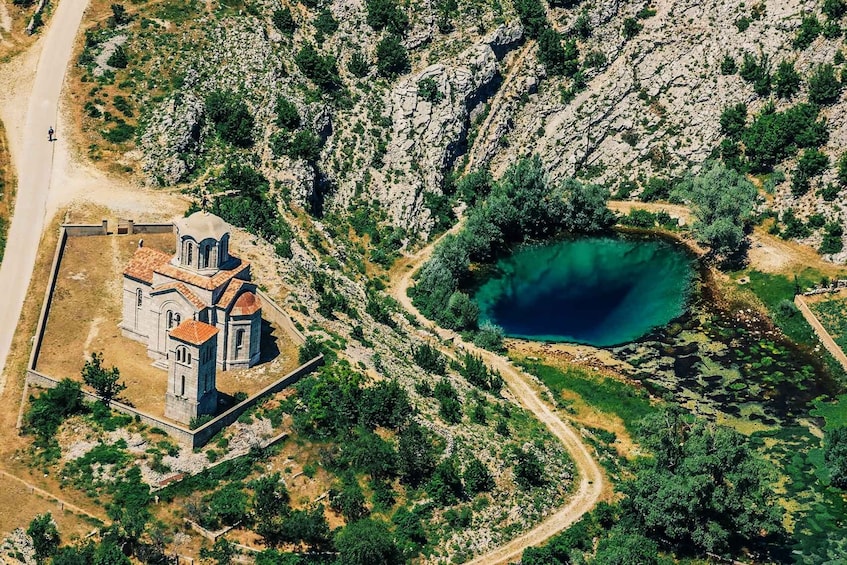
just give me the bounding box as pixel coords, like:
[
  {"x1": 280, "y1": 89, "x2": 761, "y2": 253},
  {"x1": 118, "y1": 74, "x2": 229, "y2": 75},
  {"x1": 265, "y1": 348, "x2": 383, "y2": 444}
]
[
  {"x1": 0, "y1": 475, "x2": 94, "y2": 540},
  {"x1": 37, "y1": 234, "x2": 300, "y2": 420}
]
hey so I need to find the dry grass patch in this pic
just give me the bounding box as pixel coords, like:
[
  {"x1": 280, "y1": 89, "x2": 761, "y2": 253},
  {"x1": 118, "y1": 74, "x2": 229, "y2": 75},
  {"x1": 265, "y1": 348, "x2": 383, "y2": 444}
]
[{"x1": 36, "y1": 233, "x2": 301, "y2": 420}]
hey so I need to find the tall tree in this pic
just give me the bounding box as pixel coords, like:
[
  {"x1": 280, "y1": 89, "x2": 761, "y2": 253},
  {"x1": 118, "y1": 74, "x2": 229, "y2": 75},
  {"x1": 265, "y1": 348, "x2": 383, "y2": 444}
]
[{"x1": 82, "y1": 352, "x2": 126, "y2": 403}]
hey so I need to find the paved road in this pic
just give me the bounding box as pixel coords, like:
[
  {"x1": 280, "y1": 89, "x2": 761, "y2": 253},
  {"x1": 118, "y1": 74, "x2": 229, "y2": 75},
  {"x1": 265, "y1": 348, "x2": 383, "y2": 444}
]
[{"x1": 0, "y1": 0, "x2": 88, "y2": 389}]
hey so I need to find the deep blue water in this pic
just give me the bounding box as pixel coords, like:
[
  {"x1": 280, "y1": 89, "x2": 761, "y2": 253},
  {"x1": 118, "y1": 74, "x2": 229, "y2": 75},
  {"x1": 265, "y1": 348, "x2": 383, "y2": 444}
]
[{"x1": 473, "y1": 236, "x2": 694, "y2": 346}]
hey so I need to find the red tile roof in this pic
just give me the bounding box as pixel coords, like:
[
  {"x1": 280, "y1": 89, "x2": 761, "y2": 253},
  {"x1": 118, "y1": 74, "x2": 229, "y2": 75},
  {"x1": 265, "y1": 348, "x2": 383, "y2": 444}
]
[
  {"x1": 124, "y1": 247, "x2": 172, "y2": 284},
  {"x1": 154, "y1": 257, "x2": 250, "y2": 291},
  {"x1": 231, "y1": 291, "x2": 261, "y2": 316},
  {"x1": 152, "y1": 282, "x2": 207, "y2": 310},
  {"x1": 215, "y1": 279, "x2": 246, "y2": 309},
  {"x1": 169, "y1": 320, "x2": 219, "y2": 345}
]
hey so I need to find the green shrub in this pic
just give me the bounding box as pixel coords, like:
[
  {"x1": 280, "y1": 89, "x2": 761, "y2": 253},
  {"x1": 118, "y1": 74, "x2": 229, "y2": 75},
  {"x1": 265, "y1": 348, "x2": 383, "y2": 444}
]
[
  {"x1": 25, "y1": 379, "x2": 86, "y2": 443},
  {"x1": 773, "y1": 60, "x2": 801, "y2": 99},
  {"x1": 537, "y1": 29, "x2": 579, "y2": 77},
  {"x1": 742, "y1": 103, "x2": 828, "y2": 172},
  {"x1": 272, "y1": 8, "x2": 295, "y2": 35},
  {"x1": 205, "y1": 91, "x2": 254, "y2": 147},
  {"x1": 295, "y1": 43, "x2": 340, "y2": 90},
  {"x1": 313, "y1": 8, "x2": 338, "y2": 38},
  {"x1": 275, "y1": 96, "x2": 300, "y2": 130},
  {"x1": 102, "y1": 122, "x2": 135, "y2": 143},
  {"x1": 376, "y1": 35, "x2": 409, "y2": 77},
  {"x1": 348, "y1": 50, "x2": 370, "y2": 77},
  {"x1": 107, "y1": 45, "x2": 128, "y2": 68},
  {"x1": 720, "y1": 54, "x2": 737, "y2": 75},
  {"x1": 365, "y1": 0, "x2": 408, "y2": 35},
  {"x1": 820, "y1": 222, "x2": 844, "y2": 254},
  {"x1": 794, "y1": 14, "x2": 822, "y2": 49},
  {"x1": 808, "y1": 64, "x2": 842, "y2": 105},
  {"x1": 412, "y1": 343, "x2": 446, "y2": 374},
  {"x1": 514, "y1": 0, "x2": 547, "y2": 38},
  {"x1": 417, "y1": 77, "x2": 443, "y2": 102},
  {"x1": 622, "y1": 17, "x2": 642, "y2": 39}
]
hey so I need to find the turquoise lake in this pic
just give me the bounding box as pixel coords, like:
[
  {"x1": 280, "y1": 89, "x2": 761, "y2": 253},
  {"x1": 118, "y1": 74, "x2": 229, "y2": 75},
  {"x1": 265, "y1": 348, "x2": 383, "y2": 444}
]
[{"x1": 473, "y1": 236, "x2": 695, "y2": 347}]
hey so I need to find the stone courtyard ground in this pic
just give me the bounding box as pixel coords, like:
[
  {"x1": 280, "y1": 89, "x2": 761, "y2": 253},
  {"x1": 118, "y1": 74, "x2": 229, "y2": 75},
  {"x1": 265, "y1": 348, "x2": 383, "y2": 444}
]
[{"x1": 36, "y1": 232, "x2": 301, "y2": 421}]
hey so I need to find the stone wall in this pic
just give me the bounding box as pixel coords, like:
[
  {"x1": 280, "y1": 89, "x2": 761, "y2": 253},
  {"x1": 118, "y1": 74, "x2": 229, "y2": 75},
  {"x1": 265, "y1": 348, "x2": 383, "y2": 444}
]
[
  {"x1": 22, "y1": 220, "x2": 322, "y2": 448},
  {"x1": 24, "y1": 354, "x2": 323, "y2": 448}
]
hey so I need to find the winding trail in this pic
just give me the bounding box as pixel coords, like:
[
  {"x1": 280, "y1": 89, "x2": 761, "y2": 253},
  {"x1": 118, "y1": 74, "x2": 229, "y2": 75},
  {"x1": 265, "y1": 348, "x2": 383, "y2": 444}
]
[{"x1": 389, "y1": 235, "x2": 605, "y2": 565}]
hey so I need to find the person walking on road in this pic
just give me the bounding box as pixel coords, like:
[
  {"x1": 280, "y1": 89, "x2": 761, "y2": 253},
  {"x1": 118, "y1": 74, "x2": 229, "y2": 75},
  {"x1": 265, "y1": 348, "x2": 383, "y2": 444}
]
[{"x1": 48, "y1": 126, "x2": 54, "y2": 142}]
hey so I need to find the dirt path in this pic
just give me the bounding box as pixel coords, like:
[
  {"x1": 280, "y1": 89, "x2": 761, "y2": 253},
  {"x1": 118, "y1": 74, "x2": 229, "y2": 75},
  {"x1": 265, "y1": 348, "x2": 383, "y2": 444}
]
[
  {"x1": 389, "y1": 238, "x2": 605, "y2": 565},
  {"x1": 607, "y1": 199, "x2": 692, "y2": 224},
  {"x1": 794, "y1": 295, "x2": 847, "y2": 372}
]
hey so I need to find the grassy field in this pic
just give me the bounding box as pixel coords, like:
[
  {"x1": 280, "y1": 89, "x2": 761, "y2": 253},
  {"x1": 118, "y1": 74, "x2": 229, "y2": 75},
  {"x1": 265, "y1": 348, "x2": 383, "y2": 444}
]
[
  {"x1": 512, "y1": 359, "x2": 655, "y2": 434},
  {"x1": 808, "y1": 297, "x2": 847, "y2": 352}
]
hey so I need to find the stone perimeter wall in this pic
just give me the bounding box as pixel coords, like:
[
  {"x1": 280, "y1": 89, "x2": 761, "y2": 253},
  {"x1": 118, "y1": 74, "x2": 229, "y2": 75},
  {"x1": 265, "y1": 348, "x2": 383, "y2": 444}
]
[{"x1": 20, "y1": 222, "x2": 321, "y2": 448}]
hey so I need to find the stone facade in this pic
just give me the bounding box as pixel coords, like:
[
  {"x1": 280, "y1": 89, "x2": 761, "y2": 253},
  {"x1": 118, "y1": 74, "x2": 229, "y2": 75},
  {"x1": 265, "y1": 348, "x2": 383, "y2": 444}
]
[{"x1": 120, "y1": 211, "x2": 263, "y2": 423}]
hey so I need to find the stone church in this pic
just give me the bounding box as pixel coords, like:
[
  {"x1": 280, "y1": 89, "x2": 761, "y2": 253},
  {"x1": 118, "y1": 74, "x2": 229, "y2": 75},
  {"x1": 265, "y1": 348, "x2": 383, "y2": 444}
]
[{"x1": 120, "y1": 211, "x2": 262, "y2": 424}]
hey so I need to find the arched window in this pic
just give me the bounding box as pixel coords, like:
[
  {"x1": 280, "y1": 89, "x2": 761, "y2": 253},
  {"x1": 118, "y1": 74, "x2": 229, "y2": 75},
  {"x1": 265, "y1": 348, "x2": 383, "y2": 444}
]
[
  {"x1": 186, "y1": 243, "x2": 193, "y2": 266},
  {"x1": 174, "y1": 312, "x2": 181, "y2": 327},
  {"x1": 180, "y1": 375, "x2": 186, "y2": 396},
  {"x1": 136, "y1": 288, "x2": 143, "y2": 307},
  {"x1": 202, "y1": 244, "x2": 211, "y2": 268},
  {"x1": 235, "y1": 328, "x2": 245, "y2": 350},
  {"x1": 167, "y1": 310, "x2": 174, "y2": 329}
]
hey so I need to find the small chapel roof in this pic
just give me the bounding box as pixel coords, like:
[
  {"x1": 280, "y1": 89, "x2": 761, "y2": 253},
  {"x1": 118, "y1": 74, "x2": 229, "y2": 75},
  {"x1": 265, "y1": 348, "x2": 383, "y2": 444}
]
[
  {"x1": 152, "y1": 282, "x2": 207, "y2": 310},
  {"x1": 154, "y1": 258, "x2": 250, "y2": 291},
  {"x1": 169, "y1": 320, "x2": 219, "y2": 345},
  {"x1": 175, "y1": 211, "x2": 229, "y2": 242},
  {"x1": 215, "y1": 279, "x2": 246, "y2": 309},
  {"x1": 231, "y1": 291, "x2": 261, "y2": 316},
  {"x1": 124, "y1": 247, "x2": 172, "y2": 284}
]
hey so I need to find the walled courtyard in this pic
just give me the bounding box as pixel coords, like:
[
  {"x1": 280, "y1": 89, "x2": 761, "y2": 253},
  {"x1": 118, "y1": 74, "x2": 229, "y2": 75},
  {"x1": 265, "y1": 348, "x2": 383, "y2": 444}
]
[{"x1": 35, "y1": 232, "x2": 301, "y2": 421}]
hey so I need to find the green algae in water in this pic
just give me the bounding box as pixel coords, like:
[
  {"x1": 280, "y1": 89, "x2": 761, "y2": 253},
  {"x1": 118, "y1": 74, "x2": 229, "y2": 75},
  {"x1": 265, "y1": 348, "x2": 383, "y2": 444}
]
[{"x1": 474, "y1": 236, "x2": 694, "y2": 347}]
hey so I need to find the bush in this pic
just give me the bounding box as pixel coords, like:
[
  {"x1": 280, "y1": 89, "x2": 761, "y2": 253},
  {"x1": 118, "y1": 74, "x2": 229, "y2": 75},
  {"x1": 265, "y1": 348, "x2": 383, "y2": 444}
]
[
  {"x1": 299, "y1": 336, "x2": 324, "y2": 364},
  {"x1": 719, "y1": 103, "x2": 747, "y2": 139},
  {"x1": 376, "y1": 35, "x2": 409, "y2": 77},
  {"x1": 537, "y1": 29, "x2": 579, "y2": 77},
  {"x1": 773, "y1": 60, "x2": 801, "y2": 99},
  {"x1": 824, "y1": 0, "x2": 847, "y2": 19},
  {"x1": 620, "y1": 208, "x2": 656, "y2": 228},
  {"x1": 295, "y1": 43, "x2": 340, "y2": 90},
  {"x1": 205, "y1": 91, "x2": 254, "y2": 147},
  {"x1": 808, "y1": 64, "x2": 842, "y2": 105},
  {"x1": 25, "y1": 379, "x2": 85, "y2": 443},
  {"x1": 514, "y1": 0, "x2": 547, "y2": 38},
  {"x1": 102, "y1": 122, "x2": 135, "y2": 143},
  {"x1": 107, "y1": 45, "x2": 128, "y2": 68},
  {"x1": 365, "y1": 0, "x2": 408, "y2": 35},
  {"x1": 825, "y1": 426, "x2": 847, "y2": 488},
  {"x1": 275, "y1": 96, "x2": 300, "y2": 130},
  {"x1": 412, "y1": 343, "x2": 446, "y2": 375},
  {"x1": 110, "y1": 4, "x2": 130, "y2": 26},
  {"x1": 794, "y1": 14, "x2": 821, "y2": 49},
  {"x1": 314, "y1": 8, "x2": 338, "y2": 38},
  {"x1": 820, "y1": 222, "x2": 844, "y2": 254},
  {"x1": 720, "y1": 55, "x2": 737, "y2": 75},
  {"x1": 622, "y1": 17, "x2": 642, "y2": 39},
  {"x1": 434, "y1": 378, "x2": 462, "y2": 424},
  {"x1": 27, "y1": 514, "x2": 60, "y2": 562},
  {"x1": 272, "y1": 8, "x2": 295, "y2": 35},
  {"x1": 348, "y1": 50, "x2": 370, "y2": 77},
  {"x1": 417, "y1": 77, "x2": 443, "y2": 102},
  {"x1": 288, "y1": 130, "x2": 322, "y2": 162},
  {"x1": 464, "y1": 457, "x2": 494, "y2": 493},
  {"x1": 742, "y1": 102, "x2": 828, "y2": 172}
]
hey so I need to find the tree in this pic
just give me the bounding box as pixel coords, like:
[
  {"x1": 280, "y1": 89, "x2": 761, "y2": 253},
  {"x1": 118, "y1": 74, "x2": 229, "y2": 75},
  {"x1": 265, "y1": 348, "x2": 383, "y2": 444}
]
[
  {"x1": 107, "y1": 45, "x2": 128, "y2": 69},
  {"x1": 295, "y1": 43, "x2": 340, "y2": 90},
  {"x1": 514, "y1": 0, "x2": 547, "y2": 38},
  {"x1": 412, "y1": 343, "x2": 446, "y2": 374},
  {"x1": 334, "y1": 519, "x2": 401, "y2": 565},
  {"x1": 808, "y1": 63, "x2": 842, "y2": 105},
  {"x1": 622, "y1": 17, "x2": 642, "y2": 39},
  {"x1": 719, "y1": 103, "x2": 747, "y2": 138},
  {"x1": 592, "y1": 529, "x2": 659, "y2": 565},
  {"x1": 275, "y1": 96, "x2": 300, "y2": 130},
  {"x1": 513, "y1": 446, "x2": 545, "y2": 488},
  {"x1": 205, "y1": 91, "x2": 254, "y2": 147},
  {"x1": 621, "y1": 407, "x2": 782, "y2": 554},
  {"x1": 537, "y1": 29, "x2": 578, "y2": 77},
  {"x1": 272, "y1": 8, "x2": 295, "y2": 35},
  {"x1": 427, "y1": 456, "x2": 464, "y2": 504},
  {"x1": 464, "y1": 456, "x2": 495, "y2": 493},
  {"x1": 773, "y1": 60, "x2": 801, "y2": 99},
  {"x1": 376, "y1": 35, "x2": 409, "y2": 77},
  {"x1": 200, "y1": 538, "x2": 236, "y2": 565},
  {"x1": 558, "y1": 178, "x2": 616, "y2": 233},
  {"x1": 329, "y1": 474, "x2": 369, "y2": 521},
  {"x1": 251, "y1": 473, "x2": 289, "y2": 524},
  {"x1": 82, "y1": 352, "x2": 126, "y2": 403},
  {"x1": 397, "y1": 422, "x2": 437, "y2": 487},
  {"x1": 27, "y1": 514, "x2": 60, "y2": 563},
  {"x1": 672, "y1": 161, "x2": 757, "y2": 256},
  {"x1": 838, "y1": 151, "x2": 847, "y2": 186},
  {"x1": 365, "y1": 0, "x2": 408, "y2": 35},
  {"x1": 824, "y1": 0, "x2": 847, "y2": 19},
  {"x1": 348, "y1": 50, "x2": 370, "y2": 77},
  {"x1": 794, "y1": 14, "x2": 822, "y2": 49},
  {"x1": 110, "y1": 3, "x2": 130, "y2": 26},
  {"x1": 25, "y1": 378, "x2": 85, "y2": 442},
  {"x1": 825, "y1": 426, "x2": 847, "y2": 488},
  {"x1": 720, "y1": 54, "x2": 736, "y2": 75}
]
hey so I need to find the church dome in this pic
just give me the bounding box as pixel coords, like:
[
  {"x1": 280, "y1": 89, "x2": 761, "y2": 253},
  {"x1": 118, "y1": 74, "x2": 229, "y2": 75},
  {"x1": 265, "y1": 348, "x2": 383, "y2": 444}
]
[
  {"x1": 176, "y1": 211, "x2": 229, "y2": 242},
  {"x1": 232, "y1": 291, "x2": 261, "y2": 316}
]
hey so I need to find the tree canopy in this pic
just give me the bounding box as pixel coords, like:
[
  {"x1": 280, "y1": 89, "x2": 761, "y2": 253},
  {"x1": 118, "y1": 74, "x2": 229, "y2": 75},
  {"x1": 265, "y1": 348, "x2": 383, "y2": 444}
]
[{"x1": 672, "y1": 161, "x2": 757, "y2": 257}]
